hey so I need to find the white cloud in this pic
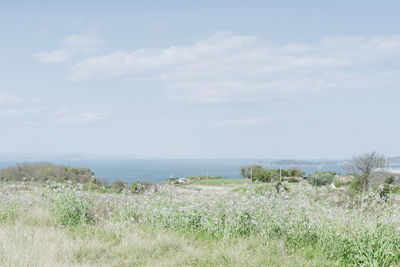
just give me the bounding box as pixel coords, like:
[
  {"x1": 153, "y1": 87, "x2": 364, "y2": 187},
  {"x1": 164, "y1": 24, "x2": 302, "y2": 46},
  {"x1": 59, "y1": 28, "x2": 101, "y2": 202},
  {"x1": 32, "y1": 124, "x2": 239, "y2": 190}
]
[
  {"x1": 0, "y1": 95, "x2": 21, "y2": 104},
  {"x1": 0, "y1": 95, "x2": 110, "y2": 128},
  {"x1": 67, "y1": 31, "x2": 256, "y2": 81},
  {"x1": 61, "y1": 33, "x2": 104, "y2": 53},
  {"x1": 0, "y1": 107, "x2": 46, "y2": 117},
  {"x1": 67, "y1": 32, "x2": 400, "y2": 103},
  {"x1": 58, "y1": 112, "x2": 109, "y2": 125},
  {"x1": 212, "y1": 117, "x2": 270, "y2": 127},
  {"x1": 34, "y1": 31, "x2": 104, "y2": 64},
  {"x1": 33, "y1": 49, "x2": 70, "y2": 63},
  {"x1": 54, "y1": 108, "x2": 70, "y2": 116}
]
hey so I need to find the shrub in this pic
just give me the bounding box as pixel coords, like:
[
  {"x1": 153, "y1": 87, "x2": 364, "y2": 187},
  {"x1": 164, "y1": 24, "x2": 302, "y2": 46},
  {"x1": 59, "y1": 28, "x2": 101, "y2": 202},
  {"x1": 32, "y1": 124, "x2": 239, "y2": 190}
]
[
  {"x1": 0, "y1": 162, "x2": 96, "y2": 183},
  {"x1": 130, "y1": 181, "x2": 156, "y2": 194},
  {"x1": 52, "y1": 192, "x2": 93, "y2": 226},
  {"x1": 253, "y1": 169, "x2": 279, "y2": 182},
  {"x1": 308, "y1": 172, "x2": 335, "y2": 186},
  {"x1": 333, "y1": 176, "x2": 351, "y2": 187},
  {"x1": 82, "y1": 183, "x2": 111, "y2": 193},
  {"x1": 391, "y1": 185, "x2": 400, "y2": 193},
  {"x1": 377, "y1": 184, "x2": 391, "y2": 201},
  {"x1": 287, "y1": 177, "x2": 299, "y2": 183},
  {"x1": 113, "y1": 179, "x2": 127, "y2": 193},
  {"x1": 241, "y1": 165, "x2": 304, "y2": 182},
  {"x1": 0, "y1": 199, "x2": 19, "y2": 223},
  {"x1": 240, "y1": 165, "x2": 264, "y2": 179},
  {"x1": 349, "y1": 179, "x2": 362, "y2": 193},
  {"x1": 282, "y1": 168, "x2": 304, "y2": 177},
  {"x1": 385, "y1": 175, "x2": 395, "y2": 185}
]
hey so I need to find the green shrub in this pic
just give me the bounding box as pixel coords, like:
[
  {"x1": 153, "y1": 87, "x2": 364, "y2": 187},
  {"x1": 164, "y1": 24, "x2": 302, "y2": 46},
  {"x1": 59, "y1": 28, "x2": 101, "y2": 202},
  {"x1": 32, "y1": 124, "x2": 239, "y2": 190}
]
[
  {"x1": 130, "y1": 181, "x2": 155, "y2": 194},
  {"x1": 333, "y1": 177, "x2": 350, "y2": 188},
  {"x1": 82, "y1": 183, "x2": 111, "y2": 193},
  {"x1": 241, "y1": 165, "x2": 304, "y2": 182},
  {"x1": 377, "y1": 184, "x2": 391, "y2": 200},
  {"x1": 253, "y1": 169, "x2": 279, "y2": 182},
  {"x1": 0, "y1": 200, "x2": 19, "y2": 223},
  {"x1": 391, "y1": 185, "x2": 400, "y2": 193},
  {"x1": 282, "y1": 168, "x2": 304, "y2": 177},
  {"x1": 385, "y1": 175, "x2": 395, "y2": 185},
  {"x1": 240, "y1": 165, "x2": 264, "y2": 179},
  {"x1": 113, "y1": 179, "x2": 127, "y2": 193},
  {"x1": 52, "y1": 192, "x2": 93, "y2": 226},
  {"x1": 287, "y1": 177, "x2": 299, "y2": 183},
  {"x1": 308, "y1": 172, "x2": 335, "y2": 186},
  {"x1": 0, "y1": 162, "x2": 97, "y2": 183},
  {"x1": 349, "y1": 179, "x2": 362, "y2": 193}
]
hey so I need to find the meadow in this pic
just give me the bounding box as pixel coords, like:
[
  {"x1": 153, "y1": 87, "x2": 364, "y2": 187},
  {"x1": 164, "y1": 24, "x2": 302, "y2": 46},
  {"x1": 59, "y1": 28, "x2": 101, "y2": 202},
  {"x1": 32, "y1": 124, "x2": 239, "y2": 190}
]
[{"x1": 0, "y1": 179, "x2": 400, "y2": 266}]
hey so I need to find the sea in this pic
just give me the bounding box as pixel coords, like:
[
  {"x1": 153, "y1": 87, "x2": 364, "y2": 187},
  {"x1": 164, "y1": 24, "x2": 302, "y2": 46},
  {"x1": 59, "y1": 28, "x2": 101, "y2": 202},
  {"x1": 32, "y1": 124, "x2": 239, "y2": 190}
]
[{"x1": 0, "y1": 159, "x2": 350, "y2": 184}]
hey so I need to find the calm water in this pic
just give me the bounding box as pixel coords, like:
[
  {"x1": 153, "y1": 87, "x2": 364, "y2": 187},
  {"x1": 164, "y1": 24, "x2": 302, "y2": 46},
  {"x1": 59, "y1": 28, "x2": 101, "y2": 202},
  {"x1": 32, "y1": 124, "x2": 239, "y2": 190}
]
[{"x1": 0, "y1": 159, "x2": 348, "y2": 183}]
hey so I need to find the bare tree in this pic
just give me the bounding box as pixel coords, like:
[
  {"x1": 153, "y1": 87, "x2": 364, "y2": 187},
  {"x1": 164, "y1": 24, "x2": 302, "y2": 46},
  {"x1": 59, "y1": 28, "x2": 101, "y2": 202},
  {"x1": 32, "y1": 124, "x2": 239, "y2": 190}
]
[{"x1": 346, "y1": 151, "x2": 386, "y2": 203}]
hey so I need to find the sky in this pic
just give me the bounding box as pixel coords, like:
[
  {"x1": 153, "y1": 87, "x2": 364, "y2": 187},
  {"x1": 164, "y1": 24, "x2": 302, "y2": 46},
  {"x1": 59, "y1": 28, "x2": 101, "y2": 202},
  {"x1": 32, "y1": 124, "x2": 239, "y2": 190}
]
[{"x1": 1, "y1": 1, "x2": 400, "y2": 159}]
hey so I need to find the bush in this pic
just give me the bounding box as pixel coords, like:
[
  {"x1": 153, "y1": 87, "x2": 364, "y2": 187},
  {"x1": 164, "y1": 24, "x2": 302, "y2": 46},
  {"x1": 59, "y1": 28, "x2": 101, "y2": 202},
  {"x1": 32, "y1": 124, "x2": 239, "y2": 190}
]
[
  {"x1": 0, "y1": 199, "x2": 19, "y2": 223},
  {"x1": 392, "y1": 185, "x2": 400, "y2": 193},
  {"x1": 241, "y1": 165, "x2": 304, "y2": 182},
  {"x1": 0, "y1": 162, "x2": 97, "y2": 184},
  {"x1": 308, "y1": 172, "x2": 335, "y2": 186},
  {"x1": 349, "y1": 179, "x2": 362, "y2": 193},
  {"x1": 82, "y1": 183, "x2": 111, "y2": 193},
  {"x1": 282, "y1": 168, "x2": 304, "y2": 177},
  {"x1": 253, "y1": 169, "x2": 279, "y2": 182},
  {"x1": 52, "y1": 192, "x2": 93, "y2": 226},
  {"x1": 287, "y1": 177, "x2": 299, "y2": 183},
  {"x1": 377, "y1": 184, "x2": 391, "y2": 201},
  {"x1": 113, "y1": 179, "x2": 127, "y2": 193},
  {"x1": 333, "y1": 176, "x2": 351, "y2": 187},
  {"x1": 385, "y1": 175, "x2": 395, "y2": 185},
  {"x1": 130, "y1": 181, "x2": 156, "y2": 194},
  {"x1": 240, "y1": 165, "x2": 264, "y2": 179}
]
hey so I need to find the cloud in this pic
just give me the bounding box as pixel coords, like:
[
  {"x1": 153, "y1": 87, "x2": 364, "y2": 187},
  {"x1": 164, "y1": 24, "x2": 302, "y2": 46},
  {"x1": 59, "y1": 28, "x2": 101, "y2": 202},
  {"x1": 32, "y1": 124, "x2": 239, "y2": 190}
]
[
  {"x1": 61, "y1": 32, "x2": 104, "y2": 53},
  {"x1": 54, "y1": 108, "x2": 70, "y2": 116},
  {"x1": 212, "y1": 117, "x2": 270, "y2": 127},
  {"x1": 58, "y1": 112, "x2": 109, "y2": 125},
  {"x1": 33, "y1": 49, "x2": 70, "y2": 63},
  {"x1": 0, "y1": 108, "x2": 45, "y2": 116},
  {"x1": 34, "y1": 31, "x2": 104, "y2": 64},
  {"x1": 67, "y1": 32, "x2": 400, "y2": 103},
  {"x1": 0, "y1": 95, "x2": 21, "y2": 104},
  {"x1": 0, "y1": 94, "x2": 109, "y2": 128},
  {"x1": 0, "y1": 96, "x2": 46, "y2": 117}
]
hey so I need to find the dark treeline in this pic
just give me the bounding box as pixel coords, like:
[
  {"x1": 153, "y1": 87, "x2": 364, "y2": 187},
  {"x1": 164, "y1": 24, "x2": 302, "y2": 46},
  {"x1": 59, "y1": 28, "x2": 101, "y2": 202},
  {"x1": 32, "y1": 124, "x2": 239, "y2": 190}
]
[{"x1": 0, "y1": 162, "x2": 103, "y2": 184}]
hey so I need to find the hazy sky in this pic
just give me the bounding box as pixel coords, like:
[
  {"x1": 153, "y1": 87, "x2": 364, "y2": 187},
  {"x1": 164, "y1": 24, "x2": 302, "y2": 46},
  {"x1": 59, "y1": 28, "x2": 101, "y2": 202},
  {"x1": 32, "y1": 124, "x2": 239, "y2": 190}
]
[{"x1": 1, "y1": 1, "x2": 399, "y2": 159}]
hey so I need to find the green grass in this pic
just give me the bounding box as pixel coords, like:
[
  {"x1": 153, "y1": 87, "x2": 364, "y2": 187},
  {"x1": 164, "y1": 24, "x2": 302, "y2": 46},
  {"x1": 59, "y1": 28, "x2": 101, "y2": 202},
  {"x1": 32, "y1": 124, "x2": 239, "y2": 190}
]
[{"x1": 1, "y1": 181, "x2": 400, "y2": 266}]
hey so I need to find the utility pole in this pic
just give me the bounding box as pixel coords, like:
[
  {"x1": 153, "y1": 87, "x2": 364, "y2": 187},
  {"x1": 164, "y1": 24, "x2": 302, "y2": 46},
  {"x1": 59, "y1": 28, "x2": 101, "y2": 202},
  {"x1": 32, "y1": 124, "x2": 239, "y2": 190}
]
[
  {"x1": 250, "y1": 164, "x2": 253, "y2": 180},
  {"x1": 279, "y1": 165, "x2": 282, "y2": 182}
]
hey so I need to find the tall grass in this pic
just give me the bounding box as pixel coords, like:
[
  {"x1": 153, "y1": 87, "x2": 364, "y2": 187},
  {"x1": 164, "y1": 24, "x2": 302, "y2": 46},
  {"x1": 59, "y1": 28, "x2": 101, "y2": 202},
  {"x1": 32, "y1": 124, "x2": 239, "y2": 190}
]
[{"x1": 0, "y1": 181, "x2": 400, "y2": 266}]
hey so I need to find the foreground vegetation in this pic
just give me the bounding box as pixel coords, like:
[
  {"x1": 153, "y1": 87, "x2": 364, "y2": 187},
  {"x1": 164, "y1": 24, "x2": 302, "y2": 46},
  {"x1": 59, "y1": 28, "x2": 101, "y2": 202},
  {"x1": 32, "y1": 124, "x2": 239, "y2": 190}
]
[{"x1": 1, "y1": 178, "x2": 400, "y2": 266}]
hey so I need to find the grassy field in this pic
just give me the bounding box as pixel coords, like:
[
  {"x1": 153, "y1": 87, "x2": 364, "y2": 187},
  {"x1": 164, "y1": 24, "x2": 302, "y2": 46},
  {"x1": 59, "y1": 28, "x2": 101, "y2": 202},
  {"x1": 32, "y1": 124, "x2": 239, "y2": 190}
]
[{"x1": 1, "y1": 180, "x2": 400, "y2": 266}]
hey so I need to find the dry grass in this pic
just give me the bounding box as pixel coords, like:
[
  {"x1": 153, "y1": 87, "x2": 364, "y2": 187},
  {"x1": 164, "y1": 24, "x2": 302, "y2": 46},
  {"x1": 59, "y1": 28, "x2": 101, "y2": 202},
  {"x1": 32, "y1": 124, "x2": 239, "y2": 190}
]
[
  {"x1": 0, "y1": 205, "x2": 327, "y2": 266},
  {"x1": 2, "y1": 181, "x2": 397, "y2": 266}
]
